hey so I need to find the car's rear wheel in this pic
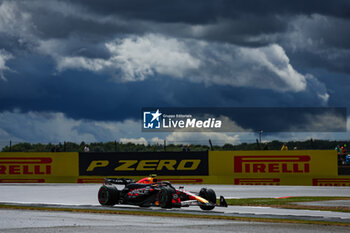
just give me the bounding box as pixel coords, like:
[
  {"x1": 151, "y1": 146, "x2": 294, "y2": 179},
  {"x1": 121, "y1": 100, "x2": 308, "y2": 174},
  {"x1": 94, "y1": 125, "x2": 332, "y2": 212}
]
[
  {"x1": 98, "y1": 185, "x2": 119, "y2": 206},
  {"x1": 158, "y1": 186, "x2": 175, "y2": 208},
  {"x1": 199, "y1": 188, "x2": 216, "y2": 210}
]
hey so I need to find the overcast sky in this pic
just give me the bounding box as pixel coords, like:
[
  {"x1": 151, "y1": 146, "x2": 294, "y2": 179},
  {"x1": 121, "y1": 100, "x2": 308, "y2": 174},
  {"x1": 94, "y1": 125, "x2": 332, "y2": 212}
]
[{"x1": 0, "y1": 0, "x2": 350, "y2": 147}]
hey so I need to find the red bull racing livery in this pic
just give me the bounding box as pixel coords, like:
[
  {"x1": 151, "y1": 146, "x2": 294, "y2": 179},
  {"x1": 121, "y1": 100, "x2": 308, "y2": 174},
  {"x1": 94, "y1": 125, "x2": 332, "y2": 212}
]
[{"x1": 98, "y1": 176, "x2": 227, "y2": 210}]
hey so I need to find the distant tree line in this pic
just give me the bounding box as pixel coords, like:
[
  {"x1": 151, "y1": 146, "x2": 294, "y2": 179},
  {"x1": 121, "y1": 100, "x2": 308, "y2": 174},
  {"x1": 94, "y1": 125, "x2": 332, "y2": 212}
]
[{"x1": 1, "y1": 139, "x2": 349, "y2": 152}]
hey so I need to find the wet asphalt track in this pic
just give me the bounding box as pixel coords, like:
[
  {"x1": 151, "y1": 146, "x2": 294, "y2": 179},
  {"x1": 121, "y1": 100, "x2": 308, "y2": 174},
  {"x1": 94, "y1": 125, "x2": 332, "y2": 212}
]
[
  {"x1": 1, "y1": 184, "x2": 350, "y2": 232},
  {"x1": 1, "y1": 209, "x2": 350, "y2": 233}
]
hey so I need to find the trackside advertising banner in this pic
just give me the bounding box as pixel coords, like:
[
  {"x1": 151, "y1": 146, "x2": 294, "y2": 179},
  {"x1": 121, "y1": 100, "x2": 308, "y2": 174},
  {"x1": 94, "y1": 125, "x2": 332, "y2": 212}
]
[
  {"x1": 1, "y1": 151, "x2": 350, "y2": 185},
  {"x1": 0, "y1": 152, "x2": 78, "y2": 183},
  {"x1": 79, "y1": 152, "x2": 209, "y2": 176},
  {"x1": 209, "y1": 150, "x2": 342, "y2": 185}
]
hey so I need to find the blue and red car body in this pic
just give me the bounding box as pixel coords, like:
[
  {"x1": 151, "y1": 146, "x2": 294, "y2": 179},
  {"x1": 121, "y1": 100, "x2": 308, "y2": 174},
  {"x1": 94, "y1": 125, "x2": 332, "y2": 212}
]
[{"x1": 98, "y1": 176, "x2": 227, "y2": 210}]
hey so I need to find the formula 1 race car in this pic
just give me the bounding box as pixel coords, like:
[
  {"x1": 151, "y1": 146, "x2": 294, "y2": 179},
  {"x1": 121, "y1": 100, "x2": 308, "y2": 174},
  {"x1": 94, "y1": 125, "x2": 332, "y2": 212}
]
[{"x1": 98, "y1": 176, "x2": 227, "y2": 210}]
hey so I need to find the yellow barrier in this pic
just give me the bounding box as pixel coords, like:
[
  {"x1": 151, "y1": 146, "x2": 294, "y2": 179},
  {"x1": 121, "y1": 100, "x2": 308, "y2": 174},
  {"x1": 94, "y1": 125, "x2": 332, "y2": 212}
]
[
  {"x1": 1, "y1": 151, "x2": 350, "y2": 186},
  {"x1": 208, "y1": 150, "x2": 343, "y2": 185},
  {"x1": 0, "y1": 152, "x2": 78, "y2": 183}
]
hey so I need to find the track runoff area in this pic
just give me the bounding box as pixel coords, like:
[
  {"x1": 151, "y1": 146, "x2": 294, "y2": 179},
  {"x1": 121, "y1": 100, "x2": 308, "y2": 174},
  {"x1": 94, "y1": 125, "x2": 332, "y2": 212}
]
[{"x1": 1, "y1": 183, "x2": 350, "y2": 227}]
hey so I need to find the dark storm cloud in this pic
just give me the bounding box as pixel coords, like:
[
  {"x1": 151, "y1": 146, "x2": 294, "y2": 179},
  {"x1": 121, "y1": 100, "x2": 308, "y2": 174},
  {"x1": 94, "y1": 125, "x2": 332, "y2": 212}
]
[
  {"x1": 8, "y1": 0, "x2": 349, "y2": 45},
  {"x1": 0, "y1": 53, "x2": 332, "y2": 122},
  {"x1": 0, "y1": 0, "x2": 348, "y2": 91},
  {"x1": 13, "y1": 1, "x2": 137, "y2": 40},
  {"x1": 73, "y1": 0, "x2": 350, "y2": 22},
  {"x1": 288, "y1": 49, "x2": 350, "y2": 77},
  {"x1": 0, "y1": 0, "x2": 350, "y2": 144},
  {"x1": 0, "y1": 0, "x2": 347, "y2": 60},
  {"x1": 272, "y1": 13, "x2": 350, "y2": 76}
]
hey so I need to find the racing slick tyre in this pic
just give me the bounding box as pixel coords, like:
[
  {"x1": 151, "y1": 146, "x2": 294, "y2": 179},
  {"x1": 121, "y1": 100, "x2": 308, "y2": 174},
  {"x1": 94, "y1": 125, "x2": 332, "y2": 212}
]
[
  {"x1": 158, "y1": 186, "x2": 175, "y2": 209},
  {"x1": 98, "y1": 185, "x2": 119, "y2": 206},
  {"x1": 199, "y1": 188, "x2": 216, "y2": 210}
]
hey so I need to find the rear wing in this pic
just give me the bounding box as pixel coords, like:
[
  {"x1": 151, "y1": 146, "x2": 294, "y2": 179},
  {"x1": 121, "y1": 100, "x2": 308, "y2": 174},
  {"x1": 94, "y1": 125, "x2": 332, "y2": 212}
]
[{"x1": 104, "y1": 178, "x2": 135, "y2": 185}]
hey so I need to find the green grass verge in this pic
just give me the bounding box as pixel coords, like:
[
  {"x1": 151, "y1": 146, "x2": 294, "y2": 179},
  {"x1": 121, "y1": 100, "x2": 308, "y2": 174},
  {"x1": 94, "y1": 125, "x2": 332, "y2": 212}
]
[
  {"x1": 224, "y1": 196, "x2": 350, "y2": 212},
  {"x1": 0, "y1": 203, "x2": 350, "y2": 227}
]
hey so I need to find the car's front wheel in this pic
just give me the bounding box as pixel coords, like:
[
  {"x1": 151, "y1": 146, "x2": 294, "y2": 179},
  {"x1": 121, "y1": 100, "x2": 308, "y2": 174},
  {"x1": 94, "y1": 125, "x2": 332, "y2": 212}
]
[
  {"x1": 199, "y1": 188, "x2": 216, "y2": 210},
  {"x1": 98, "y1": 185, "x2": 119, "y2": 206}
]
